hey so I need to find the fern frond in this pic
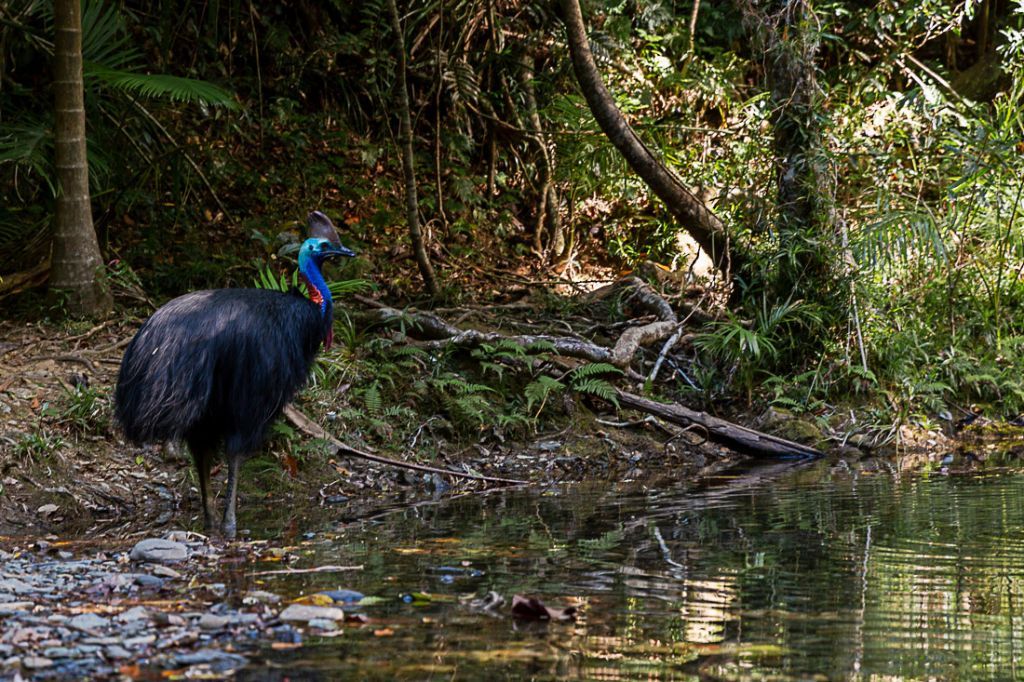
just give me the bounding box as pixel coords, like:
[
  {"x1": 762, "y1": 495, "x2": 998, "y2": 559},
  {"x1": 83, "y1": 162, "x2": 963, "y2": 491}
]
[
  {"x1": 571, "y1": 362, "x2": 624, "y2": 379},
  {"x1": 572, "y1": 378, "x2": 619, "y2": 407},
  {"x1": 525, "y1": 375, "x2": 564, "y2": 414},
  {"x1": 363, "y1": 382, "x2": 383, "y2": 415},
  {"x1": 86, "y1": 64, "x2": 238, "y2": 108},
  {"x1": 327, "y1": 278, "x2": 375, "y2": 297},
  {"x1": 525, "y1": 340, "x2": 557, "y2": 354}
]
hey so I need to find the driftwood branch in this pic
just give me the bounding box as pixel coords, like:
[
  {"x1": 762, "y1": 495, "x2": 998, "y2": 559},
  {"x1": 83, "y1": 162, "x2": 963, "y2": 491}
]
[
  {"x1": 283, "y1": 405, "x2": 528, "y2": 486},
  {"x1": 614, "y1": 390, "x2": 822, "y2": 459}
]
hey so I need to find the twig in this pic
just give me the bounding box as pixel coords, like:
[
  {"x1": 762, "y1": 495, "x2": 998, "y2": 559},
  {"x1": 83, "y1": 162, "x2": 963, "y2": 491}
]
[
  {"x1": 28, "y1": 354, "x2": 97, "y2": 373},
  {"x1": 283, "y1": 405, "x2": 528, "y2": 486},
  {"x1": 648, "y1": 325, "x2": 694, "y2": 384}
]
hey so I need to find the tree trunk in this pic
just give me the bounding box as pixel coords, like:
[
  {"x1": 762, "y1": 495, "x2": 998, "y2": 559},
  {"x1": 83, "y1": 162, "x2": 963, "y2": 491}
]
[
  {"x1": 50, "y1": 0, "x2": 111, "y2": 316},
  {"x1": 738, "y1": 0, "x2": 840, "y2": 309},
  {"x1": 558, "y1": 0, "x2": 740, "y2": 279},
  {"x1": 386, "y1": 0, "x2": 439, "y2": 298}
]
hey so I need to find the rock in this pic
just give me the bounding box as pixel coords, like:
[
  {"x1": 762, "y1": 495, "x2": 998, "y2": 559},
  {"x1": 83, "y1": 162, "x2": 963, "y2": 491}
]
[
  {"x1": 67, "y1": 612, "x2": 110, "y2": 633},
  {"x1": 0, "y1": 602, "x2": 34, "y2": 614},
  {"x1": 243, "y1": 590, "x2": 282, "y2": 605},
  {"x1": 116, "y1": 606, "x2": 151, "y2": 623},
  {"x1": 22, "y1": 655, "x2": 53, "y2": 669},
  {"x1": 0, "y1": 578, "x2": 40, "y2": 595},
  {"x1": 36, "y1": 504, "x2": 59, "y2": 516},
  {"x1": 170, "y1": 649, "x2": 248, "y2": 671},
  {"x1": 0, "y1": 644, "x2": 12, "y2": 657},
  {"x1": 307, "y1": 618, "x2": 338, "y2": 631},
  {"x1": 133, "y1": 574, "x2": 165, "y2": 589},
  {"x1": 42, "y1": 647, "x2": 76, "y2": 659},
  {"x1": 123, "y1": 634, "x2": 156, "y2": 648},
  {"x1": 151, "y1": 612, "x2": 186, "y2": 627},
  {"x1": 322, "y1": 589, "x2": 365, "y2": 604},
  {"x1": 278, "y1": 604, "x2": 345, "y2": 623},
  {"x1": 198, "y1": 613, "x2": 230, "y2": 630},
  {"x1": 150, "y1": 565, "x2": 181, "y2": 579},
  {"x1": 130, "y1": 538, "x2": 188, "y2": 563},
  {"x1": 105, "y1": 645, "x2": 131, "y2": 660}
]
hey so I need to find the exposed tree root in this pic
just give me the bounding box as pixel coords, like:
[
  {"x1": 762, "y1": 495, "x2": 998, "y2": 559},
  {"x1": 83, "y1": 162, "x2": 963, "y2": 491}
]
[{"x1": 283, "y1": 405, "x2": 529, "y2": 486}]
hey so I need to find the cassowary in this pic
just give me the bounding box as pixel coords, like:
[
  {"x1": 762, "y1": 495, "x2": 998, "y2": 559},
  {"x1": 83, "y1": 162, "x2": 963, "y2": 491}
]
[{"x1": 115, "y1": 211, "x2": 355, "y2": 538}]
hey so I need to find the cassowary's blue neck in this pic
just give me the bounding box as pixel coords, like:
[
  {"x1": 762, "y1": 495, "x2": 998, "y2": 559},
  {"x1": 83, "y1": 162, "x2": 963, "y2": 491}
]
[{"x1": 298, "y1": 252, "x2": 334, "y2": 348}]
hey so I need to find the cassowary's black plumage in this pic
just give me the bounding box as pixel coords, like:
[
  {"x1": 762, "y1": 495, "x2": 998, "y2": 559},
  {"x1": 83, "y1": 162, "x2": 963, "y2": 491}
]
[{"x1": 115, "y1": 212, "x2": 354, "y2": 537}]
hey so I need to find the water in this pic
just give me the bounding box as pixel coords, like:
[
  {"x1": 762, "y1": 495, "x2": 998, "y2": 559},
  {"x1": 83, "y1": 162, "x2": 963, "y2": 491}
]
[{"x1": 233, "y1": 460, "x2": 1024, "y2": 680}]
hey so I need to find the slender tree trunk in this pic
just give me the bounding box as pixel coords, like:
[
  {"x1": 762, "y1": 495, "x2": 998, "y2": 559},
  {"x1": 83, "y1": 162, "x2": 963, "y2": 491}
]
[
  {"x1": 517, "y1": 51, "x2": 563, "y2": 259},
  {"x1": 738, "y1": 0, "x2": 839, "y2": 305},
  {"x1": 51, "y1": 0, "x2": 111, "y2": 316},
  {"x1": 559, "y1": 0, "x2": 740, "y2": 279},
  {"x1": 386, "y1": 0, "x2": 439, "y2": 297}
]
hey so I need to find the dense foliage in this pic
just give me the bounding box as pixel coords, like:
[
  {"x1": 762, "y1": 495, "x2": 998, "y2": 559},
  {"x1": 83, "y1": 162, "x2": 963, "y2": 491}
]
[{"x1": 2, "y1": 0, "x2": 1023, "y2": 434}]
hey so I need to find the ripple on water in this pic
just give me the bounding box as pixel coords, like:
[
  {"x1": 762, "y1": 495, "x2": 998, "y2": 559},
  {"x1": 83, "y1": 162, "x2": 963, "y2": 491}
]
[{"x1": 230, "y1": 464, "x2": 1024, "y2": 680}]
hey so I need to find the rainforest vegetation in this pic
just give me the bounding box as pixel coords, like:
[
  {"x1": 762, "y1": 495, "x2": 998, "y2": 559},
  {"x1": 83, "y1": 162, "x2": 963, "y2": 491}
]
[{"x1": 2, "y1": 0, "x2": 1024, "y2": 476}]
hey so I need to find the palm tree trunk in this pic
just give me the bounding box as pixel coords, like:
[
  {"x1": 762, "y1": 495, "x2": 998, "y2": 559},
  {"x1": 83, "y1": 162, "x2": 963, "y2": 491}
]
[
  {"x1": 51, "y1": 0, "x2": 111, "y2": 316},
  {"x1": 386, "y1": 0, "x2": 439, "y2": 298}
]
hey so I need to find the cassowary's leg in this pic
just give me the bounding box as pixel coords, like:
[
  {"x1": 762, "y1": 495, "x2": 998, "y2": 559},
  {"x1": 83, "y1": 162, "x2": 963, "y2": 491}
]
[
  {"x1": 222, "y1": 453, "x2": 242, "y2": 539},
  {"x1": 187, "y1": 441, "x2": 217, "y2": 532}
]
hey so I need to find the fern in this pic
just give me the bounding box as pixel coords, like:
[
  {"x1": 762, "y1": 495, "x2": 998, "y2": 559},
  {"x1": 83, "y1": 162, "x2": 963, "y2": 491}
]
[
  {"x1": 524, "y1": 375, "x2": 565, "y2": 415},
  {"x1": 363, "y1": 382, "x2": 384, "y2": 415},
  {"x1": 572, "y1": 378, "x2": 619, "y2": 407},
  {"x1": 570, "y1": 362, "x2": 623, "y2": 379},
  {"x1": 327, "y1": 278, "x2": 375, "y2": 297}
]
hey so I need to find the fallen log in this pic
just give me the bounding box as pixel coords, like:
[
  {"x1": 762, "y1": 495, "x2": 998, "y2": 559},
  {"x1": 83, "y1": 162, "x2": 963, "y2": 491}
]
[{"x1": 615, "y1": 389, "x2": 823, "y2": 459}]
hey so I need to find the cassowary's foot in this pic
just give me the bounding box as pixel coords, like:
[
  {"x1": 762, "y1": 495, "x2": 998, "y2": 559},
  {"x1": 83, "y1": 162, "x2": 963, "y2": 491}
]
[{"x1": 202, "y1": 503, "x2": 217, "y2": 534}]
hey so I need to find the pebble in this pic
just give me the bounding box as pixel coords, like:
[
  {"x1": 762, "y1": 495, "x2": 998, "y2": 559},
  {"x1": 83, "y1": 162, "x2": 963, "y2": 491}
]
[
  {"x1": 129, "y1": 538, "x2": 188, "y2": 563},
  {"x1": 278, "y1": 604, "x2": 345, "y2": 623},
  {"x1": 67, "y1": 612, "x2": 110, "y2": 632},
  {"x1": 243, "y1": 590, "x2": 282, "y2": 605},
  {"x1": 133, "y1": 574, "x2": 165, "y2": 589},
  {"x1": 170, "y1": 648, "x2": 248, "y2": 671},
  {"x1": 0, "y1": 578, "x2": 40, "y2": 595},
  {"x1": 198, "y1": 613, "x2": 230, "y2": 630},
  {"x1": 21, "y1": 655, "x2": 54, "y2": 669},
  {"x1": 105, "y1": 644, "x2": 131, "y2": 659},
  {"x1": 150, "y1": 565, "x2": 181, "y2": 579},
  {"x1": 116, "y1": 606, "x2": 151, "y2": 623},
  {"x1": 307, "y1": 618, "x2": 338, "y2": 631}
]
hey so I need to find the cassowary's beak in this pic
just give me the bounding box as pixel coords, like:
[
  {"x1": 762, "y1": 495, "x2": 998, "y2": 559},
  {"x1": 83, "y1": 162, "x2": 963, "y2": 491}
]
[{"x1": 324, "y1": 241, "x2": 357, "y2": 259}]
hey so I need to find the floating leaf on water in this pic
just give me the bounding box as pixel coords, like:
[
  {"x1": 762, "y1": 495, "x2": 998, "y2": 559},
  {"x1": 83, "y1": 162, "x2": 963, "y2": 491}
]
[
  {"x1": 292, "y1": 593, "x2": 334, "y2": 606},
  {"x1": 400, "y1": 592, "x2": 456, "y2": 604}
]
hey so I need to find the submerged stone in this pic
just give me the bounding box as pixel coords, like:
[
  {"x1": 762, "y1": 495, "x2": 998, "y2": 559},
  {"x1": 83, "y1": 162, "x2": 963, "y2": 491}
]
[
  {"x1": 130, "y1": 538, "x2": 188, "y2": 563},
  {"x1": 278, "y1": 604, "x2": 345, "y2": 623}
]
